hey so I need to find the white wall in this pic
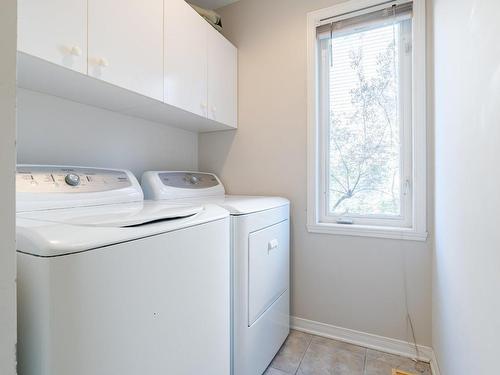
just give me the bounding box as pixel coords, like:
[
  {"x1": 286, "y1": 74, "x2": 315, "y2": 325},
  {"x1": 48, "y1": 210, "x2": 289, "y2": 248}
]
[
  {"x1": 17, "y1": 89, "x2": 198, "y2": 177},
  {"x1": 433, "y1": 0, "x2": 500, "y2": 373},
  {"x1": 200, "y1": 0, "x2": 433, "y2": 346},
  {"x1": 0, "y1": 0, "x2": 17, "y2": 374}
]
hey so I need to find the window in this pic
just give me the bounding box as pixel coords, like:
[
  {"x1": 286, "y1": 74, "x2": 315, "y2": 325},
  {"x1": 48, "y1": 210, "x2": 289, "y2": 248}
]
[{"x1": 307, "y1": 0, "x2": 427, "y2": 240}]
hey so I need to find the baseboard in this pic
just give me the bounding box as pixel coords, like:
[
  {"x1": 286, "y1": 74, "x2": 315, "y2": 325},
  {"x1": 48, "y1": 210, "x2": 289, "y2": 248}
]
[
  {"x1": 429, "y1": 350, "x2": 441, "y2": 375},
  {"x1": 291, "y1": 316, "x2": 435, "y2": 366}
]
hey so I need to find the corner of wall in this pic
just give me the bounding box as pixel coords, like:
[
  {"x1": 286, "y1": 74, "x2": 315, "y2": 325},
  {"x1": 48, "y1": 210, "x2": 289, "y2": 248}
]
[{"x1": 0, "y1": 0, "x2": 18, "y2": 374}]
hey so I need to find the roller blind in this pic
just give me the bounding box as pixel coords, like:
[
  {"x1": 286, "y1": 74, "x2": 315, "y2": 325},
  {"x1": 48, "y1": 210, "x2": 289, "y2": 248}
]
[{"x1": 317, "y1": 1, "x2": 413, "y2": 40}]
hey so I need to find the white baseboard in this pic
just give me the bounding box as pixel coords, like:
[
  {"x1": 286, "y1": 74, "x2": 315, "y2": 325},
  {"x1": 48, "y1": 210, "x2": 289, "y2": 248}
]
[
  {"x1": 430, "y1": 351, "x2": 441, "y2": 375},
  {"x1": 291, "y1": 316, "x2": 439, "y2": 372}
]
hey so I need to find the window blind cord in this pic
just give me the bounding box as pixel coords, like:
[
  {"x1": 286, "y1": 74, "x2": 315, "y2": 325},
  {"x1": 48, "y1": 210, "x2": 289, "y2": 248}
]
[
  {"x1": 325, "y1": 12, "x2": 422, "y2": 365},
  {"x1": 329, "y1": 22, "x2": 333, "y2": 68},
  {"x1": 401, "y1": 248, "x2": 428, "y2": 374},
  {"x1": 391, "y1": 4, "x2": 420, "y2": 366},
  {"x1": 400, "y1": 248, "x2": 419, "y2": 362},
  {"x1": 391, "y1": 4, "x2": 398, "y2": 152}
]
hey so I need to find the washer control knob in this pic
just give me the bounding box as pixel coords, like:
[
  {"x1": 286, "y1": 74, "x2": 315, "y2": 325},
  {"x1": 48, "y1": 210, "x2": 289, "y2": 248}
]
[
  {"x1": 65, "y1": 173, "x2": 81, "y2": 186},
  {"x1": 189, "y1": 175, "x2": 199, "y2": 184}
]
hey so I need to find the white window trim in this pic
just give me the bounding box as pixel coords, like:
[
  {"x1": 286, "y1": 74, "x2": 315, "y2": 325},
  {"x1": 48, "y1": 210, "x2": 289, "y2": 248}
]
[
  {"x1": 306, "y1": 0, "x2": 427, "y2": 241},
  {"x1": 317, "y1": 25, "x2": 413, "y2": 228}
]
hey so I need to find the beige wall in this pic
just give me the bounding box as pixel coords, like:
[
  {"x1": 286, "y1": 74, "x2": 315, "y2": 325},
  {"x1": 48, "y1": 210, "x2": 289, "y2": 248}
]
[
  {"x1": 200, "y1": 0, "x2": 433, "y2": 346},
  {"x1": 0, "y1": 0, "x2": 17, "y2": 373},
  {"x1": 17, "y1": 89, "x2": 198, "y2": 178}
]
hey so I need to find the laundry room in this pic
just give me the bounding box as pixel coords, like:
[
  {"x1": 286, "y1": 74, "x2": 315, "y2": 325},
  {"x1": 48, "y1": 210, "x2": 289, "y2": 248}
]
[{"x1": 1, "y1": 1, "x2": 500, "y2": 375}]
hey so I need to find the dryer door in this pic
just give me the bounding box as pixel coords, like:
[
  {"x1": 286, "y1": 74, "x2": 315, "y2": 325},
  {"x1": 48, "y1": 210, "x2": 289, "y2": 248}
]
[{"x1": 248, "y1": 220, "x2": 289, "y2": 326}]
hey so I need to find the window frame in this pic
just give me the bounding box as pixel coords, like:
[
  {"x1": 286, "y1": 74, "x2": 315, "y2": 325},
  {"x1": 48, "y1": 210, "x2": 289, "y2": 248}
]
[{"x1": 306, "y1": 0, "x2": 427, "y2": 241}]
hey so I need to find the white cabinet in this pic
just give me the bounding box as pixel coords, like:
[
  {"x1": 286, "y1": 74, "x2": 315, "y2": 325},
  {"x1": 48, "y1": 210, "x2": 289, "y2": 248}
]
[
  {"x1": 207, "y1": 25, "x2": 237, "y2": 128},
  {"x1": 165, "y1": 0, "x2": 237, "y2": 127},
  {"x1": 164, "y1": 0, "x2": 208, "y2": 117},
  {"x1": 17, "y1": 0, "x2": 87, "y2": 73},
  {"x1": 17, "y1": 0, "x2": 237, "y2": 130},
  {"x1": 87, "y1": 0, "x2": 164, "y2": 100}
]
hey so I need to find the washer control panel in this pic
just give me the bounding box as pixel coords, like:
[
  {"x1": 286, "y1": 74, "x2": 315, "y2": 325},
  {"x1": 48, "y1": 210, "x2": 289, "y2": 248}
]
[
  {"x1": 17, "y1": 166, "x2": 132, "y2": 193},
  {"x1": 159, "y1": 172, "x2": 220, "y2": 189}
]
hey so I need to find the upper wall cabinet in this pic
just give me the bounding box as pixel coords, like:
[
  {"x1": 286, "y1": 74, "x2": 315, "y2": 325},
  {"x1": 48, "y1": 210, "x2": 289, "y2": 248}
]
[
  {"x1": 18, "y1": 0, "x2": 88, "y2": 73},
  {"x1": 207, "y1": 25, "x2": 237, "y2": 129},
  {"x1": 88, "y1": 0, "x2": 164, "y2": 101},
  {"x1": 165, "y1": 0, "x2": 237, "y2": 127},
  {"x1": 164, "y1": 0, "x2": 208, "y2": 117},
  {"x1": 17, "y1": 0, "x2": 238, "y2": 131}
]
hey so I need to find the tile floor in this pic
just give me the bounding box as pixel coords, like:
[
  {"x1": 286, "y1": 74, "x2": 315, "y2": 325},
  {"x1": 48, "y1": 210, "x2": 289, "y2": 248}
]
[{"x1": 265, "y1": 330, "x2": 432, "y2": 375}]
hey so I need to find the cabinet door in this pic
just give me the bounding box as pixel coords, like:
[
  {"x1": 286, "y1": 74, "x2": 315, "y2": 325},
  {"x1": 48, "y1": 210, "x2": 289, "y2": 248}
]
[
  {"x1": 207, "y1": 26, "x2": 237, "y2": 128},
  {"x1": 17, "y1": 0, "x2": 87, "y2": 73},
  {"x1": 88, "y1": 0, "x2": 163, "y2": 101},
  {"x1": 164, "y1": 0, "x2": 208, "y2": 117}
]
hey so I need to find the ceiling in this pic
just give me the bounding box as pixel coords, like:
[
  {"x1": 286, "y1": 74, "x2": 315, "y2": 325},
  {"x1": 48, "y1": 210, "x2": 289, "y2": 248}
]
[{"x1": 188, "y1": 0, "x2": 240, "y2": 10}]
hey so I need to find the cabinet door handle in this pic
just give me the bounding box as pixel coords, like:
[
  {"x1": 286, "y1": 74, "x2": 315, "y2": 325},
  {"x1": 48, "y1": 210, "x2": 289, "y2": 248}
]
[
  {"x1": 268, "y1": 239, "x2": 279, "y2": 252},
  {"x1": 69, "y1": 46, "x2": 82, "y2": 56},
  {"x1": 98, "y1": 57, "x2": 109, "y2": 68},
  {"x1": 201, "y1": 103, "x2": 207, "y2": 115}
]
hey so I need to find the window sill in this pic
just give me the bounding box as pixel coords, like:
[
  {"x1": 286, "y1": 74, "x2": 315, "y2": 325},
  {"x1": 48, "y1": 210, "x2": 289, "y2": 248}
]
[{"x1": 307, "y1": 222, "x2": 428, "y2": 241}]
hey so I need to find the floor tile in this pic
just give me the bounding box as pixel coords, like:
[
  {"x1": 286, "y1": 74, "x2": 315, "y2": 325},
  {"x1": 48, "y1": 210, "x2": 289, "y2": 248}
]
[
  {"x1": 269, "y1": 330, "x2": 313, "y2": 374},
  {"x1": 269, "y1": 331, "x2": 432, "y2": 375},
  {"x1": 289, "y1": 329, "x2": 314, "y2": 342},
  {"x1": 298, "y1": 341, "x2": 365, "y2": 375},
  {"x1": 311, "y1": 335, "x2": 367, "y2": 355},
  {"x1": 264, "y1": 366, "x2": 292, "y2": 375},
  {"x1": 365, "y1": 349, "x2": 431, "y2": 375}
]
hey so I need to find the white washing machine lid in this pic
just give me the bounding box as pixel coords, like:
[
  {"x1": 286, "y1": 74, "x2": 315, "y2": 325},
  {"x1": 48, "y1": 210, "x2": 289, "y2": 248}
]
[
  {"x1": 17, "y1": 201, "x2": 228, "y2": 257},
  {"x1": 18, "y1": 201, "x2": 203, "y2": 227}
]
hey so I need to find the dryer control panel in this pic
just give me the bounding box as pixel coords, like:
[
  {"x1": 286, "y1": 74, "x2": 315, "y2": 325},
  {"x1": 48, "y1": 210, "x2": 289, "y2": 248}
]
[
  {"x1": 16, "y1": 166, "x2": 132, "y2": 193},
  {"x1": 159, "y1": 172, "x2": 220, "y2": 189},
  {"x1": 141, "y1": 171, "x2": 225, "y2": 200}
]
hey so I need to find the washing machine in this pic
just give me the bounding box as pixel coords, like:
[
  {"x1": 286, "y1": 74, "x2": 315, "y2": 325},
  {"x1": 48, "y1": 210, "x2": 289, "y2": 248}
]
[
  {"x1": 141, "y1": 171, "x2": 290, "y2": 375},
  {"x1": 16, "y1": 165, "x2": 231, "y2": 375}
]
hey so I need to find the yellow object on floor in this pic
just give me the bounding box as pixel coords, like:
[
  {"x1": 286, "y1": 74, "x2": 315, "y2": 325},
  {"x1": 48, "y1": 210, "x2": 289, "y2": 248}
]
[{"x1": 392, "y1": 370, "x2": 416, "y2": 375}]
